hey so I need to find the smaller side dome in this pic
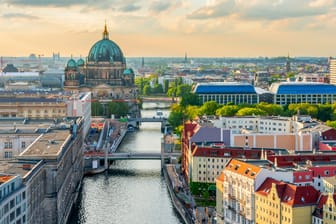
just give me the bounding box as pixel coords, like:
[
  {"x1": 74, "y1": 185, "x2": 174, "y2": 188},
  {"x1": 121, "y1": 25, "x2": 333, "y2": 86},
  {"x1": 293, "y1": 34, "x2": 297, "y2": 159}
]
[
  {"x1": 123, "y1": 68, "x2": 134, "y2": 76},
  {"x1": 77, "y1": 58, "x2": 85, "y2": 67},
  {"x1": 67, "y1": 59, "x2": 77, "y2": 68}
]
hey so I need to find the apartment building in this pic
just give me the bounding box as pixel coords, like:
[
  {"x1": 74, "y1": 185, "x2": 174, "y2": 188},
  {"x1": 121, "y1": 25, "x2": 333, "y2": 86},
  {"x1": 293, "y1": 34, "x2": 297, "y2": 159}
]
[
  {"x1": 0, "y1": 175, "x2": 27, "y2": 224},
  {"x1": 255, "y1": 178, "x2": 319, "y2": 224}
]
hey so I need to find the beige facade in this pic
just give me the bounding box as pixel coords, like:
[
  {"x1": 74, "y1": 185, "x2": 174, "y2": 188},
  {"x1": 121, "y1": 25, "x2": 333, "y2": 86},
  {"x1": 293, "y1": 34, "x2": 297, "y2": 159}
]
[
  {"x1": 0, "y1": 99, "x2": 66, "y2": 118},
  {"x1": 191, "y1": 156, "x2": 228, "y2": 183},
  {"x1": 232, "y1": 133, "x2": 312, "y2": 152},
  {"x1": 323, "y1": 193, "x2": 336, "y2": 224},
  {"x1": 330, "y1": 58, "x2": 336, "y2": 85}
]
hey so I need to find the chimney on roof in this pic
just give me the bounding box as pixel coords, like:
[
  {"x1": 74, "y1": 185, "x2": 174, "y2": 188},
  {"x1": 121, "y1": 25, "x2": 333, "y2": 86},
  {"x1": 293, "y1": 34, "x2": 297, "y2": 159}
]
[{"x1": 274, "y1": 157, "x2": 278, "y2": 168}]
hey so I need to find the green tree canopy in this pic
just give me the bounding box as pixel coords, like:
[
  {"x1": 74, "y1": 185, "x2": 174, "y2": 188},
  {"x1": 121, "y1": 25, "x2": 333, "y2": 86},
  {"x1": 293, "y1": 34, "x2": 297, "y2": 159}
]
[
  {"x1": 199, "y1": 101, "x2": 219, "y2": 115},
  {"x1": 236, "y1": 107, "x2": 267, "y2": 116}
]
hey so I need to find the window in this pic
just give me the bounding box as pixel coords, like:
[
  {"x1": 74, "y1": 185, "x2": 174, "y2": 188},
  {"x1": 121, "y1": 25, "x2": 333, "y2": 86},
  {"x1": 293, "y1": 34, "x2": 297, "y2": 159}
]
[
  {"x1": 21, "y1": 142, "x2": 26, "y2": 149},
  {"x1": 10, "y1": 199, "x2": 15, "y2": 209},
  {"x1": 4, "y1": 142, "x2": 12, "y2": 149},
  {"x1": 4, "y1": 151, "x2": 13, "y2": 158}
]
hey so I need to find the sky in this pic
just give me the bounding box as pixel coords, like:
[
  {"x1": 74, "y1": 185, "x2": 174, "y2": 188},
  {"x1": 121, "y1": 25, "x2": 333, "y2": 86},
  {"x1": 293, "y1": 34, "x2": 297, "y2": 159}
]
[{"x1": 0, "y1": 0, "x2": 335, "y2": 58}]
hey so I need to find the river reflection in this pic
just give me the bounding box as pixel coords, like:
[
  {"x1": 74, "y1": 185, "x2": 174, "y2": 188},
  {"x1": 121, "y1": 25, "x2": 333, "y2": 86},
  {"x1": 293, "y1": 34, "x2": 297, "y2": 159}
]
[{"x1": 69, "y1": 108, "x2": 183, "y2": 224}]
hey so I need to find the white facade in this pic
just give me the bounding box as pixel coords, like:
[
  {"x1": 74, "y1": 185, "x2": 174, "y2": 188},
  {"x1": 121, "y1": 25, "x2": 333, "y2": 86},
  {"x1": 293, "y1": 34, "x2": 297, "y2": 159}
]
[
  {"x1": 66, "y1": 92, "x2": 91, "y2": 137},
  {"x1": 213, "y1": 116, "x2": 295, "y2": 134},
  {"x1": 0, "y1": 175, "x2": 27, "y2": 224},
  {"x1": 0, "y1": 134, "x2": 37, "y2": 160}
]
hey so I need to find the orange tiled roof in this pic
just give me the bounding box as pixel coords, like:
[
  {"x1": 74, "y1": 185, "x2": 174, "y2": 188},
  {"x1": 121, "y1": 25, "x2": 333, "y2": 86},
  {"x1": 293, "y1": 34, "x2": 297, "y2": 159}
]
[
  {"x1": 225, "y1": 159, "x2": 261, "y2": 179},
  {"x1": 0, "y1": 175, "x2": 14, "y2": 184},
  {"x1": 216, "y1": 172, "x2": 225, "y2": 182}
]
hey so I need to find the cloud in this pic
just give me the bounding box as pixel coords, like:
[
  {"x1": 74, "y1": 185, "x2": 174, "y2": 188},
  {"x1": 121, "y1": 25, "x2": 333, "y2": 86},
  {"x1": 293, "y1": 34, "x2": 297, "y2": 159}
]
[
  {"x1": 1, "y1": 0, "x2": 90, "y2": 7},
  {"x1": 187, "y1": 0, "x2": 235, "y2": 19},
  {"x1": 119, "y1": 4, "x2": 141, "y2": 12},
  {"x1": 149, "y1": 0, "x2": 185, "y2": 14},
  {"x1": 187, "y1": 0, "x2": 335, "y2": 20},
  {"x1": 2, "y1": 13, "x2": 39, "y2": 20},
  {"x1": 149, "y1": 1, "x2": 171, "y2": 13}
]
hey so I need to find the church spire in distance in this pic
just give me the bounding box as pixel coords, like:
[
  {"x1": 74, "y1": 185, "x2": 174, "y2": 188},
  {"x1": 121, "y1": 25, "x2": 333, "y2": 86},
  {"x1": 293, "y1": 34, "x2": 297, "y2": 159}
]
[{"x1": 103, "y1": 21, "x2": 109, "y2": 40}]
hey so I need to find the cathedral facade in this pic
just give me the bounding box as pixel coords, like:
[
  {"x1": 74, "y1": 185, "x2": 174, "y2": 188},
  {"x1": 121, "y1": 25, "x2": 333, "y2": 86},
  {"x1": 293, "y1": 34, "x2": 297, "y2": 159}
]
[{"x1": 64, "y1": 24, "x2": 135, "y2": 99}]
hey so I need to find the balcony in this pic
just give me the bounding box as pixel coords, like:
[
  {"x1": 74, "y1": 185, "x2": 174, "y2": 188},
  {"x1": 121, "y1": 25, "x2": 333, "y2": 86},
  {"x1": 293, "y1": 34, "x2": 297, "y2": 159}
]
[
  {"x1": 227, "y1": 206, "x2": 237, "y2": 213},
  {"x1": 228, "y1": 194, "x2": 237, "y2": 200},
  {"x1": 239, "y1": 210, "x2": 246, "y2": 216}
]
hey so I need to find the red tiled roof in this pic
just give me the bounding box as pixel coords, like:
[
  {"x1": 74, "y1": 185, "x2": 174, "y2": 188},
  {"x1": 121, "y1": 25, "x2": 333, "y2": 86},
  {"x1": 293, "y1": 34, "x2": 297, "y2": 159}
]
[
  {"x1": 192, "y1": 145, "x2": 274, "y2": 159},
  {"x1": 268, "y1": 154, "x2": 336, "y2": 167},
  {"x1": 316, "y1": 194, "x2": 328, "y2": 209},
  {"x1": 256, "y1": 177, "x2": 320, "y2": 207}
]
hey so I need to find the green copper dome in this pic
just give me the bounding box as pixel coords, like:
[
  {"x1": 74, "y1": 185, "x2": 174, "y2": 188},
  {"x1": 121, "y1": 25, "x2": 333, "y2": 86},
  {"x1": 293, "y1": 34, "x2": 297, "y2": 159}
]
[
  {"x1": 123, "y1": 68, "x2": 134, "y2": 75},
  {"x1": 66, "y1": 59, "x2": 77, "y2": 68},
  {"x1": 88, "y1": 25, "x2": 125, "y2": 63},
  {"x1": 77, "y1": 58, "x2": 85, "y2": 66}
]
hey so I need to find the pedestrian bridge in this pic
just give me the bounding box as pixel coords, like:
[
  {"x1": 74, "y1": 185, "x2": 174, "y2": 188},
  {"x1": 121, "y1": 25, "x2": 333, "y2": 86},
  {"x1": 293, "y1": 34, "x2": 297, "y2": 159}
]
[
  {"x1": 129, "y1": 117, "x2": 166, "y2": 123},
  {"x1": 84, "y1": 152, "x2": 181, "y2": 160}
]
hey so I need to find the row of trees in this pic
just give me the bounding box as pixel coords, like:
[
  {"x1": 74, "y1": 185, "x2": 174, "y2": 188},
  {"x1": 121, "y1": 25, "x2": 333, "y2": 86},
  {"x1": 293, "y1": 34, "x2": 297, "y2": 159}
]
[
  {"x1": 168, "y1": 100, "x2": 336, "y2": 135},
  {"x1": 91, "y1": 101, "x2": 129, "y2": 118}
]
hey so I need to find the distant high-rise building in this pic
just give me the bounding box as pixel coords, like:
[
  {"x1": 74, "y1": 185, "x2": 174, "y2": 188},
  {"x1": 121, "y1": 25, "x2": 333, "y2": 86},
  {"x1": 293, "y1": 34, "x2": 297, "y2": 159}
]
[
  {"x1": 286, "y1": 54, "x2": 291, "y2": 73},
  {"x1": 184, "y1": 52, "x2": 188, "y2": 64},
  {"x1": 141, "y1": 57, "x2": 144, "y2": 68},
  {"x1": 330, "y1": 57, "x2": 336, "y2": 85}
]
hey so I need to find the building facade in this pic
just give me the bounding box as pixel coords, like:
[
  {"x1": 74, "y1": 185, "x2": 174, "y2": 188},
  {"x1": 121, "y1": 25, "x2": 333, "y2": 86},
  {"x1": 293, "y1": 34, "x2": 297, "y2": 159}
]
[
  {"x1": 329, "y1": 57, "x2": 336, "y2": 85},
  {"x1": 0, "y1": 175, "x2": 27, "y2": 224},
  {"x1": 255, "y1": 178, "x2": 319, "y2": 224},
  {"x1": 269, "y1": 82, "x2": 336, "y2": 105},
  {"x1": 193, "y1": 82, "x2": 259, "y2": 105}
]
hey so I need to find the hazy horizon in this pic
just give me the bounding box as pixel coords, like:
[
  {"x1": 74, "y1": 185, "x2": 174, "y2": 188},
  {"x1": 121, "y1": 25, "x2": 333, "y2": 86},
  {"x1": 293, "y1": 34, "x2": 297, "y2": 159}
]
[{"x1": 0, "y1": 0, "x2": 335, "y2": 58}]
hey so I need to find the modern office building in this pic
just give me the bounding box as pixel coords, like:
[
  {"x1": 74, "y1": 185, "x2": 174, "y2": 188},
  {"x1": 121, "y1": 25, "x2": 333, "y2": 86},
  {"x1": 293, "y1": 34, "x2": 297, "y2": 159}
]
[
  {"x1": 193, "y1": 82, "x2": 259, "y2": 105},
  {"x1": 269, "y1": 82, "x2": 336, "y2": 105}
]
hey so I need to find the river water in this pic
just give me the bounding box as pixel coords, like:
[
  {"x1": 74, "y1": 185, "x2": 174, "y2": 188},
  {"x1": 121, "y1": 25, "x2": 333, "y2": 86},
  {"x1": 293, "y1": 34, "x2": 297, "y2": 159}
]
[{"x1": 69, "y1": 108, "x2": 183, "y2": 224}]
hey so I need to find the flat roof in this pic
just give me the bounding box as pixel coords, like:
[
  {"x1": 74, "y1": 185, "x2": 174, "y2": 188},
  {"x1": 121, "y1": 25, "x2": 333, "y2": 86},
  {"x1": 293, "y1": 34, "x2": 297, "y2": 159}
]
[
  {"x1": 19, "y1": 129, "x2": 71, "y2": 160},
  {"x1": 0, "y1": 160, "x2": 37, "y2": 177}
]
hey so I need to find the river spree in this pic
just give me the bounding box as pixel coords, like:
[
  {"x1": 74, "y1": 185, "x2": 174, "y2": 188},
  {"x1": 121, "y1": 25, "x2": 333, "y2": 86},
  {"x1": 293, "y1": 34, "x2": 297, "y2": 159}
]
[{"x1": 69, "y1": 109, "x2": 183, "y2": 224}]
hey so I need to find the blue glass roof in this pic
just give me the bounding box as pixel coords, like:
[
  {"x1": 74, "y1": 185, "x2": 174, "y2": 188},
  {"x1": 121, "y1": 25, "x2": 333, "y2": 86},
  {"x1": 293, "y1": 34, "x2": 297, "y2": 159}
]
[
  {"x1": 271, "y1": 82, "x2": 336, "y2": 94},
  {"x1": 194, "y1": 83, "x2": 256, "y2": 94}
]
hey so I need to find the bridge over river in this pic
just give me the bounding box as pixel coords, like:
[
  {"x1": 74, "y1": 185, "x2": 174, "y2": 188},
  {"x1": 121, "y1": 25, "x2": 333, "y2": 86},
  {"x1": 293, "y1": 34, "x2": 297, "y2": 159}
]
[{"x1": 84, "y1": 151, "x2": 181, "y2": 160}]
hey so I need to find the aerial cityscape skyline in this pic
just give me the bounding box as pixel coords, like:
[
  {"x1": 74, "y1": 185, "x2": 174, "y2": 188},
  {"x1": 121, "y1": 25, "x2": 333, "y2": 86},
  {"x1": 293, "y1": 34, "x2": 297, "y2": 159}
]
[{"x1": 0, "y1": 0, "x2": 335, "y2": 57}]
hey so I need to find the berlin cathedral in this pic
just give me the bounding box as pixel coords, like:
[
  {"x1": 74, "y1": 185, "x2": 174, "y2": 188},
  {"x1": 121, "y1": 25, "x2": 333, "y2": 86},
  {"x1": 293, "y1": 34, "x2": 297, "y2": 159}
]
[{"x1": 64, "y1": 24, "x2": 136, "y2": 99}]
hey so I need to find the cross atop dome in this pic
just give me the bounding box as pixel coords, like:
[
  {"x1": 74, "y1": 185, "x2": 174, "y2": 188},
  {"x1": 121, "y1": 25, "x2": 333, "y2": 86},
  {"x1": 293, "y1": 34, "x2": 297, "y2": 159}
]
[{"x1": 103, "y1": 22, "x2": 109, "y2": 40}]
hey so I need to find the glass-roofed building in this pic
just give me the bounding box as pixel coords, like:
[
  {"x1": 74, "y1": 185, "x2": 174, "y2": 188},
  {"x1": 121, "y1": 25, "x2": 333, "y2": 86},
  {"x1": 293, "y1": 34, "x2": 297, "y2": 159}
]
[
  {"x1": 193, "y1": 82, "x2": 259, "y2": 105},
  {"x1": 269, "y1": 82, "x2": 336, "y2": 105}
]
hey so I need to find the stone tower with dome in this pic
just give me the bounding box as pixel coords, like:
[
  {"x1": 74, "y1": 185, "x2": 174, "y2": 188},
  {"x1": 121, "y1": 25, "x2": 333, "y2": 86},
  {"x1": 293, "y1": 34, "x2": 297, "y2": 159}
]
[{"x1": 64, "y1": 24, "x2": 135, "y2": 99}]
